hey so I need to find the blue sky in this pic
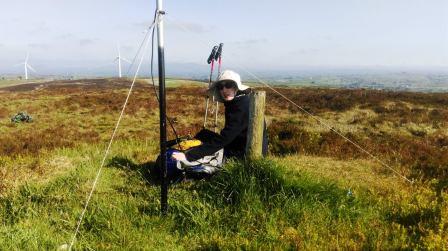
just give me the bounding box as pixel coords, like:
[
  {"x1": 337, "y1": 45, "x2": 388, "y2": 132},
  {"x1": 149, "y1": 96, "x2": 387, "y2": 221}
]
[{"x1": 0, "y1": 0, "x2": 447, "y2": 76}]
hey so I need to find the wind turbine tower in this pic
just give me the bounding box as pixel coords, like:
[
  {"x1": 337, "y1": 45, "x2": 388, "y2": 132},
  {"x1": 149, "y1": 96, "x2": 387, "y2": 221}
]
[
  {"x1": 115, "y1": 44, "x2": 130, "y2": 78},
  {"x1": 20, "y1": 53, "x2": 36, "y2": 80}
]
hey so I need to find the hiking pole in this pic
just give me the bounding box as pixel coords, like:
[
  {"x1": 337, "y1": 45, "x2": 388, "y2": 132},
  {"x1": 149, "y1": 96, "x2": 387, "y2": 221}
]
[
  {"x1": 203, "y1": 45, "x2": 219, "y2": 129},
  {"x1": 215, "y1": 43, "x2": 223, "y2": 75},
  {"x1": 213, "y1": 43, "x2": 224, "y2": 132}
]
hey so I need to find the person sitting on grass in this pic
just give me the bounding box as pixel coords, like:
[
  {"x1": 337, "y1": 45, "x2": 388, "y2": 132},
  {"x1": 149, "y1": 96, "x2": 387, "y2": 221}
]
[{"x1": 172, "y1": 70, "x2": 267, "y2": 162}]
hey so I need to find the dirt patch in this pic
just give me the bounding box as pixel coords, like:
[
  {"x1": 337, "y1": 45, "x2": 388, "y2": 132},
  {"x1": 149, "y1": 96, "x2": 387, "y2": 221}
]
[{"x1": 0, "y1": 107, "x2": 9, "y2": 119}]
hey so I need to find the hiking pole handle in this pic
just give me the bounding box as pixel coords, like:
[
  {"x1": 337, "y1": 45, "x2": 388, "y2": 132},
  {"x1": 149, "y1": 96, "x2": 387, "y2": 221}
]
[
  {"x1": 214, "y1": 43, "x2": 223, "y2": 61},
  {"x1": 207, "y1": 46, "x2": 219, "y2": 64}
]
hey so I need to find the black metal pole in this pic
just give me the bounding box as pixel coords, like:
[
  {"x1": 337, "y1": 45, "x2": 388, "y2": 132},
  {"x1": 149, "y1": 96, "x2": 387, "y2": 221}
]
[{"x1": 156, "y1": 0, "x2": 168, "y2": 215}]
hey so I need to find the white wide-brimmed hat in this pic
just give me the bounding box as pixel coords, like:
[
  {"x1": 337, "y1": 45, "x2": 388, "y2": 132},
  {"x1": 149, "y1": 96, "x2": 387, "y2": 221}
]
[{"x1": 209, "y1": 70, "x2": 249, "y2": 102}]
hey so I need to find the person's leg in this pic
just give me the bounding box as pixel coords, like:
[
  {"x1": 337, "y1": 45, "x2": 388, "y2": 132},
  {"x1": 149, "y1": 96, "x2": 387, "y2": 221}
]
[{"x1": 194, "y1": 128, "x2": 221, "y2": 143}]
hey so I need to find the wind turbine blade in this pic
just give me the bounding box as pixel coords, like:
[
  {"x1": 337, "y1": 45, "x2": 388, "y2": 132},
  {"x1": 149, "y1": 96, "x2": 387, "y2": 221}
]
[
  {"x1": 14, "y1": 62, "x2": 25, "y2": 67},
  {"x1": 27, "y1": 64, "x2": 37, "y2": 73},
  {"x1": 122, "y1": 58, "x2": 131, "y2": 64}
]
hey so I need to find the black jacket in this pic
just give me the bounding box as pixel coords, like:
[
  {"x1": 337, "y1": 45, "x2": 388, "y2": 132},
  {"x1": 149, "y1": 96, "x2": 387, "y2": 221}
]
[{"x1": 186, "y1": 93, "x2": 251, "y2": 161}]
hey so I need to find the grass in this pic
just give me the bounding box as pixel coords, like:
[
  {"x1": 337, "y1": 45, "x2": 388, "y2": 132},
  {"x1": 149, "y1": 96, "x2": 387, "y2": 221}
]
[
  {"x1": 0, "y1": 78, "x2": 447, "y2": 249},
  {"x1": 0, "y1": 79, "x2": 27, "y2": 88},
  {"x1": 1, "y1": 143, "x2": 446, "y2": 249}
]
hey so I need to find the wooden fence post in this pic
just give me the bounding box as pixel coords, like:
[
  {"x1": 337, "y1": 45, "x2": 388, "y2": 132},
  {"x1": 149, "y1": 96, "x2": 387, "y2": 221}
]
[{"x1": 246, "y1": 90, "x2": 266, "y2": 158}]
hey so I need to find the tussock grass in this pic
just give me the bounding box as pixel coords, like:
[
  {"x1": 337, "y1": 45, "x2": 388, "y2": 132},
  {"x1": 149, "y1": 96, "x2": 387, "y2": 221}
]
[
  {"x1": 0, "y1": 146, "x2": 429, "y2": 249},
  {"x1": 269, "y1": 116, "x2": 448, "y2": 180},
  {"x1": 1, "y1": 146, "x2": 446, "y2": 249}
]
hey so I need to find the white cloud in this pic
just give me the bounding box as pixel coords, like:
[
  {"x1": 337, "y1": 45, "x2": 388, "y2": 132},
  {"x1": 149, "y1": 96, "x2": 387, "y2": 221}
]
[
  {"x1": 55, "y1": 33, "x2": 75, "y2": 40},
  {"x1": 291, "y1": 48, "x2": 320, "y2": 55},
  {"x1": 28, "y1": 43, "x2": 50, "y2": 49},
  {"x1": 121, "y1": 45, "x2": 134, "y2": 53},
  {"x1": 29, "y1": 21, "x2": 51, "y2": 35},
  {"x1": 165, "y1": 20, "x2": 212, "y2": 34},
  {"x1": 79, "y1": 39, "x2": 95, "y2": 46},
  {"x1": 232, "y1": 38, "x2": 268, "y2": 48}
]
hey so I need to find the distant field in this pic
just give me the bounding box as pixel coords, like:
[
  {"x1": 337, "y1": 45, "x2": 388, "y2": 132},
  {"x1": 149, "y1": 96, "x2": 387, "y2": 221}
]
[
  {"x1": 0, "y1": 78, "x2": 54, "y2": 89},
  {"x1": 0, "y1": 78, "x2": 447, "y2": 249},
  {"x1": 255, "y1": 73, "x2": 448, "y2": 92},
  {"x1": 0, "y1": 79, "x2": 27, "y2": 88}
]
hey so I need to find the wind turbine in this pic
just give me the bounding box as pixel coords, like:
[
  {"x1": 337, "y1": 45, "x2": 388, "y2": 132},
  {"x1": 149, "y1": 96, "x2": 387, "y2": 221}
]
[
  {"x1": 114, "y1": 44, "x2": 131, "y2": 78},
  {"x1": 17, "y1": 53, "x2": 37, "y2": 80}
]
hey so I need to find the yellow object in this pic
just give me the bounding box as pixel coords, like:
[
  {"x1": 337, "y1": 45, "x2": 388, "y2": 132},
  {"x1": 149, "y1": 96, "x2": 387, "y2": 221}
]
[{"x1": 173, "y1": 139, "x2": 202, "y2": 151}]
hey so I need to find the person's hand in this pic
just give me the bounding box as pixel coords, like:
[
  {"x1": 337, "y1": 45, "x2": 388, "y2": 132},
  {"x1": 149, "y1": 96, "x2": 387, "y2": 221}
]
[{"x1": 171, "y1": 152, "x2": 186, "y2": 161}]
